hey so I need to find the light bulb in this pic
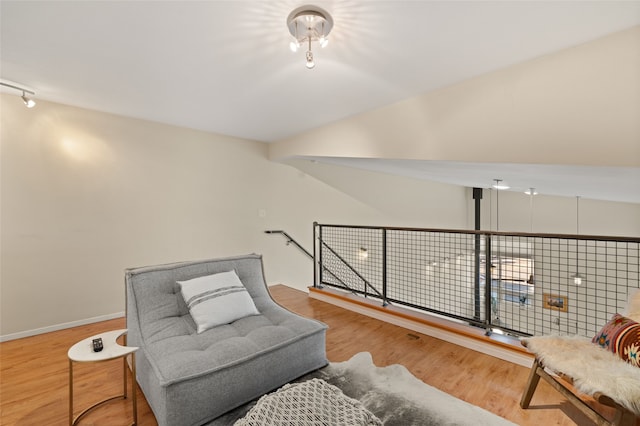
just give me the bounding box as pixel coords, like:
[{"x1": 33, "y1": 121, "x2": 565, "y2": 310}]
[
  {"x1": 572, "y1": 273, "x2": 583, "y2": 285},
  {"x1": 289, "y1": 41, "x2": 300, "y2": 52},
  {"x1": 21, "y1": 93, "x2": 36, "y2": 108},
  {"x1": 305, "y1": 51, "x2": 315, "y2": 69},
  {"x1": 492, "y1": 180, "x2": 510, "y2": 190},
  {"x1": 358, "y1": 247, "x2": 368, "y2": 260}
]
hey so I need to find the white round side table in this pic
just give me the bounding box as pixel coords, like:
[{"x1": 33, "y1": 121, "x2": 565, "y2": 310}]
[{"x1": 68, "y1": 329, "x2": 138, "y2": 426}]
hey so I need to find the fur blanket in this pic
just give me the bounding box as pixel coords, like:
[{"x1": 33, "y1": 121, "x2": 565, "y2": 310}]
[
  {"x1": 625, "y1": 289, "x2": 640, "y2": 321},
  {"x1": 523, "y1": 335, "x2": 640, "y2": 416}
]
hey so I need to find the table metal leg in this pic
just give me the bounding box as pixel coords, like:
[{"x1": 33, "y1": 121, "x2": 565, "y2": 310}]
[
  {"x1": 68, "y1": 354, "x2": 138, "y2": 425},
  {"x1": 69, "y1": 359, "x2": 73, "y2": 426},
  {"x1": 132, "y1": 353, "x2": 137, "y2": 425},
  {"x1": 123, "y1": 355, "x2": 127, "y2": 398}
]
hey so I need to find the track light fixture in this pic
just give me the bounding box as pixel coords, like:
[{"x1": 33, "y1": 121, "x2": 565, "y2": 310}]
[
  {"x1": 287, "y1": 5, "x2": 333, "y2": 69},
  {"x1": 1, "y1": 81, "x2": 36, "y2": 108},
  {"x1": 21, "y1": 92, "x2": 36, "y2": 108}
]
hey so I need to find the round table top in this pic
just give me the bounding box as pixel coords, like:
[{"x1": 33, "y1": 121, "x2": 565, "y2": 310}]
[{"x1": 68, "y1": 329, "x2": 138, "y2": 362}]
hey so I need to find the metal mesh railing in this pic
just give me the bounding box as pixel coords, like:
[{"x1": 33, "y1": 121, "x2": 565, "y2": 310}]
[
  {"x1": 318, "y1": 225, "x2": 385, "y2": 300},
  {"x1": 315, "y1": 224, "x2": 640, "y2": 337}
]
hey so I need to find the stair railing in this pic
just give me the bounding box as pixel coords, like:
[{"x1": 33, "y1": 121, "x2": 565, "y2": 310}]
[
  {"x1": 265, "y1": 230, "x2": 313, "y2": 259},
  {"x1": 265, "y1": 230, "x2": 360, "y2": 295}
]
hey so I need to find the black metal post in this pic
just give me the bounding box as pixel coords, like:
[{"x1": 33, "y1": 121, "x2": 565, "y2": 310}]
[
  {"x1": 382, "y1": 229, "x2": 388, "y2": 306},
  {"x1": 317, "y1": 223, "x2": 324, "y2": 289},
  {"x1": 484, "y1": 234, "x2": 493, "y2": 335},
  {"x1": 313, "y1": 222, "x2": 318, "y2": 288},
  {"x1": 473, "y1": 187, "x2": 482, "y2": 320}
]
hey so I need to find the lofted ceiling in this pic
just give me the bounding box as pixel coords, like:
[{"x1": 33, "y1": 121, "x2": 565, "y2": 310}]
[{"x1": 2, "y1": 1, "x2": 640, "y2": 203}]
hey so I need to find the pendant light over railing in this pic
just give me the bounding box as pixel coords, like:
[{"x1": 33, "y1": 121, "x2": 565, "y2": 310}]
[
  {"x1": 571, "y1": 196, "x2": 584, "y2": 285},
  {"x1": 492, "y1": 179, "x2": 509, "y2": 231},
  {"x1": 525, "y1": 188, "x2": 537, "y2": 232}
]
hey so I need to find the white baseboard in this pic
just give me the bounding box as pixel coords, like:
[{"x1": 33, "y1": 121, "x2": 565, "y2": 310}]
[{"x1": 0, "y1": 311, "x2": 125, "y2": 342}]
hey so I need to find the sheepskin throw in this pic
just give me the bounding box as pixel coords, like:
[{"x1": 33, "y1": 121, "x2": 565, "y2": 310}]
[
  {"x1": 524, "y1": 335, "x2": 640, "y2": 415},
  {"x1": 626, "y1": 289, "x2": 640, "y2": 322},
  {"x1": 234, "y1": 378, "x2": 382, "y2": 426}
]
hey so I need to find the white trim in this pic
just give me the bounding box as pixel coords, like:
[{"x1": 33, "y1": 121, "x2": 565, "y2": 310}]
[
  {"x1": 0, "y1": 312, "x2": 125, "y2": 342},
  {"x1": 309, "y1": 291, "x2": 533, "y2": 368}
]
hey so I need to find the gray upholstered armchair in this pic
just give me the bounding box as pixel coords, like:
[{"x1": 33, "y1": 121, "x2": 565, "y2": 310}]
[{"x1": 125, "y1": 254, "x2": 328, "y2": 426}]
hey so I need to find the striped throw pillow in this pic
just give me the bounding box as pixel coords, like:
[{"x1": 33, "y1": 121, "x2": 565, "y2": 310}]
[{"x1": 178, "y1": 270, "x2": 259, "y2": 333}]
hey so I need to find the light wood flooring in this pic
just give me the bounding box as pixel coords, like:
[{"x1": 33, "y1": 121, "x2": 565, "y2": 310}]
[{"x1": 0, "y1": 284, "x2": 632, "y2": 425}]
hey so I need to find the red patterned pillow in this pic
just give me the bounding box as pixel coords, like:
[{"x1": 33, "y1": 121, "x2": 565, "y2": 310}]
[{"x1": 592, "y1": 313, "x2": 640, "y2": 367}]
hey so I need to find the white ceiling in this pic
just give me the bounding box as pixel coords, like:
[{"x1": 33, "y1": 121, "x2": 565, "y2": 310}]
[
  {"x1": 301, "y1": 157, "x2": 640, "y2": 203},
  {"x1": 2, "y1": 1, "x2": 640, "y2": 203}
]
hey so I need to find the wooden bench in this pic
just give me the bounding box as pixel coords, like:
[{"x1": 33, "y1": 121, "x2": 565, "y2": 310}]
[{"x1": 520, "y1": 336, "x2": 640, "y2": 426}]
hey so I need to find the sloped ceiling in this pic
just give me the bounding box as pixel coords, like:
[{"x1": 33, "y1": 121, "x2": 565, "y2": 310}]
[{"x1": 2, "y1": 1, "x2": 639, "y2": 203}]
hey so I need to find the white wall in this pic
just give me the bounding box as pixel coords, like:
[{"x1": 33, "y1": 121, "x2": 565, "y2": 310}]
[
  {"x1": 270, "y1": 26, "x2": 640, "y2": 168},
  {"x1": 0, "y1": 96, "x2": 384, "y2": 338},
  {"x1": 479, "y1": 189, "x2": 640, "y2": 237},
  {"x1": 1, "y1": 95, "x2": 478, "y2": 339},
  {"x1": 284, "y1": 159, "x2": 471, "y2": 230},
  {"x1": 286, "y1": 160, "x2": 640, "y2": 237}
]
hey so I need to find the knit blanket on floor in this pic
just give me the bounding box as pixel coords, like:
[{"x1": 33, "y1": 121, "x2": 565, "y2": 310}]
[{"x1": 234, "y1": 378, "x2": 382, "y2": 426}]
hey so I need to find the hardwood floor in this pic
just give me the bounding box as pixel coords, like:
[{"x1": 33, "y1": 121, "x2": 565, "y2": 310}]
[{"x1": 0, "y1": 284, "x2": 630, "y2": 425}]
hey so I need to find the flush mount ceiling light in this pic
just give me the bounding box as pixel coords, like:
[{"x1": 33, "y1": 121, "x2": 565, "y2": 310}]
[
  {"x1": 0, "y1": 81, "x2": 36, "y2": 108},
  {"x1": 287, "y1": 5, "x2": 333, "y2": 69}
]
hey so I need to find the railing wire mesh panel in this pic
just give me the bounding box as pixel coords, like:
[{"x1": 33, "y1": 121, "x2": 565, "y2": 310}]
[{"x1": 316, "y1": 224, "x2": 640, "y2": 337}]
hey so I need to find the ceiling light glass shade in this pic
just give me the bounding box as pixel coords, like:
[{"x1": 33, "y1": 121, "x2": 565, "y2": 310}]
[{"x1": 287, "y1": 5, "x2": 333, "y2": 68}]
